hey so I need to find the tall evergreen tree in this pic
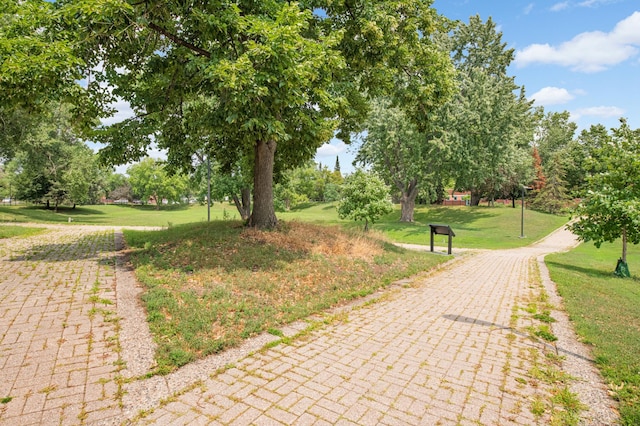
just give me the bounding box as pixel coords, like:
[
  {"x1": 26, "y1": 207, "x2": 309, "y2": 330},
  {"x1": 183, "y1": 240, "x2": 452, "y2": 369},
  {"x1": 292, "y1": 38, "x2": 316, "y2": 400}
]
[{"x1": 436, "y1": 16, "x2": 534, "y2": 205}]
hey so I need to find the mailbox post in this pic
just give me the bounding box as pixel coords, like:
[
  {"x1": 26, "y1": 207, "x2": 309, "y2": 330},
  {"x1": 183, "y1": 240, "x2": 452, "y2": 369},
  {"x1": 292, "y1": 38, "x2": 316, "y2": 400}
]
[{"x1": 429, "y1": 224, "x2": 456, "y2": 255}]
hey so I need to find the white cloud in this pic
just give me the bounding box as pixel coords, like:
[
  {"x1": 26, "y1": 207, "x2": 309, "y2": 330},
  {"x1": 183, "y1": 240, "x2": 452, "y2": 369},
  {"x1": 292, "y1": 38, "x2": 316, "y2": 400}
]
[
  {"x1": 530, "y1": 87, "x2": 575, "y2": 105},
  {"x1": 550, "y1": 2, "x2": 570, "y2": 11},
  {"x1": 100, "y1": 99, "x2": 135, "y2": 126},
  {"x1": 316, "y1": 140, "x2": 347, "y2": 157},
  {"x1": 514, "y1": 11, "x2": 640, "y2": 72},
  {"x1": 552, "y1": 0, "x2": 622, "y2": 10},
  {"x1": 573, "y1": 106, "x2": 625, "y2": 119},
  {"x1": 524, "y1": 3, "x2": 534, "y2": 15},
  {"x1": 578, "y1": 0, "x2": 618, "y2": 7}
]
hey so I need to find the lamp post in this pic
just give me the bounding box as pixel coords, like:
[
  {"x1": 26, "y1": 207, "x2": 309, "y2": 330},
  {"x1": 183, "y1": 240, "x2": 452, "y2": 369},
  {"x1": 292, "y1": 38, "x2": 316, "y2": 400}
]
[
  {"x1": 207, "y1": 156, "x2": 211, "y2": 222},
  {"x1": 520, "y1": 185, "x2": 532, "y2": 238}
]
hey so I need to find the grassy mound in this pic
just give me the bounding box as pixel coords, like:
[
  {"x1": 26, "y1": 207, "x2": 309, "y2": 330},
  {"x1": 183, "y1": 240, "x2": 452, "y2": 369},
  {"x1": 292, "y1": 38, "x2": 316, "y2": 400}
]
[{"x1": 124, "y1": 220, "x2": 449, "y2": 374}]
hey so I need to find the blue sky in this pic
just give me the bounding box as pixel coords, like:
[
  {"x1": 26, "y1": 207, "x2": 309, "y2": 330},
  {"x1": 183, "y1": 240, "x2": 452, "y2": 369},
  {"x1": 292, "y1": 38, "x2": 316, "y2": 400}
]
[{"x1": 315, "y1": 0, "x2": 640, "y2": 174}]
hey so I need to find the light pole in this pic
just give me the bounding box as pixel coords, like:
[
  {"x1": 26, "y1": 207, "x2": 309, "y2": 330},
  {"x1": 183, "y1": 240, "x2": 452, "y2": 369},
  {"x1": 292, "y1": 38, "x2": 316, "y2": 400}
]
[
  {"x1": 207, "y1": 156, "x2": 211, "y2": 222},
  {"x1": 520, "y1": 185, "x2": 532, "y2": 238}
]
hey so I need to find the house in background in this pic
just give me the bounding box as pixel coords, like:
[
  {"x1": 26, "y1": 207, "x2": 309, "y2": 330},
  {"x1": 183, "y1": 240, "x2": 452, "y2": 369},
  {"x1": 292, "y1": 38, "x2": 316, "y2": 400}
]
[{"x1": 442, "y1": 190, "x2": 470, "y2": 206}]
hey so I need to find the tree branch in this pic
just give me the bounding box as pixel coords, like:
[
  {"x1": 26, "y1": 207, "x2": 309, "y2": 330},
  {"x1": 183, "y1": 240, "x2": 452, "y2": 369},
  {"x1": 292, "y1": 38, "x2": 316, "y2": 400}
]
[{"x1": 146, "y1": 22, "x2": 211, "y2": 58}]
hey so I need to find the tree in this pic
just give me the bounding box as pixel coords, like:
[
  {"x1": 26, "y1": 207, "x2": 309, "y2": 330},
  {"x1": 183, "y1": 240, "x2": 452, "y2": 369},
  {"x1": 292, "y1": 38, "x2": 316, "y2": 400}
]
[
  {"x1": 529, "y1": 152, "x2": 571, "y2": 214},
  {"x1": 436, "y1": 16, "x2": 533, "y2": 206},
  {"x1": 64, "y1": 145, "x2": 101, "y2": 207},
  {"x1": 105, "y1": 173, "x2": 131, "y2": 201},
  {"x1": 532, "y1": 108, "x2": 586, "y2": 196},
  {"x1": 0, "y1": 0, "x2": 92, "y2": 159},
  {"x1": 202, "y1": 160, "x2": 252, "y2": 221},
  {"x1": 568, "y1": 119, "x2": 640, "y2": 276},
  {"x1": 531, "y1": 146, "x2": 546, "y2": 191},
  {"x1": 5, "y1": 105, "x2": 102, "y2": 210},
  {"x1": 337, "y1": 170, "x2": 393, "y2": 231},
  {"x1": 127, "y1": 158, "x2": 188, "y2": 208},
  {"x1": 274, "y1": 161, "x2": 342, "y2": 210},
  {"x1": 334, "y1": 156, "x2": 341, "y2": 174},
  {"x1": 47, "y1": 0, "x2": 454, "y2": 229},
  {"x1": 356, "y1": 99, "x2": 448, "y2": 222},
  {"x1": 533, "y1": 109, "x2": 577, "y2": 167}
]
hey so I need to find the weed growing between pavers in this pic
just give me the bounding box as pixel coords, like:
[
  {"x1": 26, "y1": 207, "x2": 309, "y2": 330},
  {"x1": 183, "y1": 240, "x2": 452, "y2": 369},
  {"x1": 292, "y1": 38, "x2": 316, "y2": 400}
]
[{"x1": 515, "y1": 259, "x2": 585, "y2": 425}]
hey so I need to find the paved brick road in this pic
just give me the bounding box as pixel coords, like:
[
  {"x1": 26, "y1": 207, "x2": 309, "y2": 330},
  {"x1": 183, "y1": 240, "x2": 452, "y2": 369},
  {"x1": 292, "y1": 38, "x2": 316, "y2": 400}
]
[{"x1": 0, "y1": 224, "x2": 617, "y2": 425}]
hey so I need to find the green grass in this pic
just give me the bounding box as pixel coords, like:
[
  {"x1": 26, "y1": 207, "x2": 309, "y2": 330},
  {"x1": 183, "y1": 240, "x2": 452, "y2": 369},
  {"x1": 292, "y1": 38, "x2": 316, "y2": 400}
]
[
  {"x1": 279, "y1": 202, "x2": 567, "y2": 249},
  {"x1": 0, "y1": 203, "x2": 237, "y2": 227},
  {"x1": 546, "y1": 242, "x2": 640, "y2": 425},
  {"x1": 1, "y1": 202, "x2": 567, "y2": 249},
  {"x1": 124, "y1": 220, "x2": 449, "y2": 374},
  {"x1": 371, "y1": 204, "x2": 568, "y2": 249},
  {"x1": 0, "y1": 225, "x2": 46, "y2": 239}
]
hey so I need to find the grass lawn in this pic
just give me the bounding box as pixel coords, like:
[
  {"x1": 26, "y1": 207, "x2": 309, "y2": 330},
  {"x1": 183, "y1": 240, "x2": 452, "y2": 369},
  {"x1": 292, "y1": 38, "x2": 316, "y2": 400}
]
[
  {"x1": 1, "y1": 202, "x2": 567, "y2": 249},
  {"x1": 0, "y1": 203, "x2": 236, "y2": 227},
  {"x1": 279, "y1": 202, "x2": 568, "y2": 249},
  {"x1": 546, "y1": 242, "x2": 640, "y2": 425},
  {"x1": 123, "y1": 220, "x2": 450, "y2": 374},
  {"x1": 0, "y1": 225, "x2": 46, "y2": 239}
]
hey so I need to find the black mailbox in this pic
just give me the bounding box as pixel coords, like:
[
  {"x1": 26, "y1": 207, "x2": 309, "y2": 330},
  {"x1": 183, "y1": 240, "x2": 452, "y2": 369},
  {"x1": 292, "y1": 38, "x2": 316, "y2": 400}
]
[{"x1": 428, "y1": 224, "x2": 456, "y2": 255}]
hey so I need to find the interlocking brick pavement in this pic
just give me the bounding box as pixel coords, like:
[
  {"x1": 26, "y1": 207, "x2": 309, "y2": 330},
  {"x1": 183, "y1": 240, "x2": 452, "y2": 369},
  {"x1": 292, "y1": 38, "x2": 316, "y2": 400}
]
[
  {"x1": 0, "y1": 226, "x2": 124, "y2": 425},
  {"x1": 0, "y1": 224, "x2": 618, "y2": 425}
]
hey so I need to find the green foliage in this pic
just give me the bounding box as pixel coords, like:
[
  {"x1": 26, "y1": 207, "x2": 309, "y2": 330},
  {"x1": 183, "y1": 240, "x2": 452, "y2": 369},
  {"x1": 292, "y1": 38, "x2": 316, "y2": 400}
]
[
  {"x1": 569, "y1": 119, "x2": 640, "y2": 264},
  {"x1": 529, "y1": 152, "x2": 573, "y2": 214},
  {"x1": 533, "y1": 109, "x2": 586, "y2": 197},
  {"x1": 337, "y1": 170, "x2": 393, "y2": 231},
  {"x1": 5, "y1": 105, "x2": 104, "y2": 208},
  {"x1": 437, "y1": 16, "x2": 534, "y2": 204},
  {"x1": 312, "y1": 0, "x2": 456, "y2": 132},
  {"x1": 0, "y1": 0, "x2": 85, "y2": 111},
  {"x1": 356, "y1": 98, "x2": 446, "y2": 222},
  {"x1": 274, "y1": 162, "x2": 343, "y2": 210},
  {"x1": 127, "y1": 158, "x2": 188, "y2": 207}
]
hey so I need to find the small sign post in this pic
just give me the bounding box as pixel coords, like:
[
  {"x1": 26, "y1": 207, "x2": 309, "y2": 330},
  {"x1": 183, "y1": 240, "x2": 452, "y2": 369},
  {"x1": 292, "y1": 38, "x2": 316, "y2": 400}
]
[{"x1": 429, "y1": 224, "x2": 456, "y2": 255}]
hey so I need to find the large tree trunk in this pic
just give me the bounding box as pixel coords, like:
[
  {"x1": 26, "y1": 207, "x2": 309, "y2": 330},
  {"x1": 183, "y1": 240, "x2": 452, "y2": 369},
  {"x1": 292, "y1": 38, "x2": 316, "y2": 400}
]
[
  {"x1": 470, "y1": 190, "x2": 482, "y2": 206},
  {"x1": 248, "y1": 139, "x2": 278, "y2": 229},
  {"x1": 232, "y1": 186, "x2": 251, "y2": 221},
  {"x1": 434, "y1": 180, "x2": 445, "y2": 205},
  {"x1": 399, "y1": 179, "x2": 419, "y2": 222}
]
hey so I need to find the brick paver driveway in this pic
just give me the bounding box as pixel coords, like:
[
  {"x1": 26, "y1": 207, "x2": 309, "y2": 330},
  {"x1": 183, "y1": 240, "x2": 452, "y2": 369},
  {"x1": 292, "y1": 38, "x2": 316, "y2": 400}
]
[{"x1": 0, "y1": 224, "x2": 618, "y2": 425}]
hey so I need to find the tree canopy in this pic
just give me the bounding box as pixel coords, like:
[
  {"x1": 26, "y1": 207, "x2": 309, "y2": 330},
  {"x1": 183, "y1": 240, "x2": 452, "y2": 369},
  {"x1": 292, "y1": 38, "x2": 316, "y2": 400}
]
[
  {"x1": 436, "y1": 16, "x2": 534, "y2": 205},
  {"x1": 356, "y1": 98, "x2": 448, "y2": 222},
  {"x1": 31, "y1": 0, "x2": 453, "y2": 228},
  {"x1": 569, "y1": 119, "x2": 640, "y2": 273},
  {"x1": 4, "y1": 106, "x2": 103, "y2": 209},
  {"x1": 337, "y1": 169, "x2": 393, "y2": 231}
]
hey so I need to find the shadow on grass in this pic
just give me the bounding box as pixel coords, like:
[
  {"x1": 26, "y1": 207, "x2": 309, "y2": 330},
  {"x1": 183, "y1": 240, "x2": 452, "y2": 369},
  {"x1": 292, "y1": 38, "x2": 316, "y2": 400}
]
[
  {"x1": 545, "y1": 259, "x2": 619, "y2": 280},
  {"x1": 288, "y1": 202, "x2": 317, "y2": 211},
  {"x1": 1, "y1": 205, "x2": 108, "y2": 222},
  {"x1": 124, "y1": 221, "x2": 311, "y2": 274},
  {"x1": 412, "y1": 206, "x2": 494, "y2": 228}
]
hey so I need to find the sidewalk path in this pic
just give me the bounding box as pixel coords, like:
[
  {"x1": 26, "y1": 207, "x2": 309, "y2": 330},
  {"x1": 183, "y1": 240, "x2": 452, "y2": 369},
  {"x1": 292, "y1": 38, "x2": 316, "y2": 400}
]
[{"x1": 0, "y1": 224, "x2": 618, "y2": 425}]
